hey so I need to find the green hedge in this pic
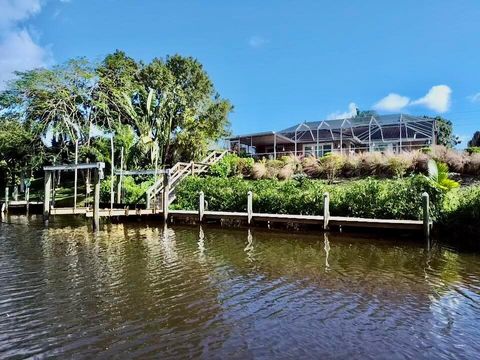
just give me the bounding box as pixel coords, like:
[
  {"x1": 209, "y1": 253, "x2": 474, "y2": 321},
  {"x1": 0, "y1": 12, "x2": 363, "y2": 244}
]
[{"x1": 173, "y1": 175, "x2": 444, "y2": 220}]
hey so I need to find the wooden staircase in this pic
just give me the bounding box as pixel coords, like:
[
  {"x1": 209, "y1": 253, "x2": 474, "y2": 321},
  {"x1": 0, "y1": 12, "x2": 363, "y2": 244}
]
[{"x1": 145, "y1": 150, "x2": 228, "y2": 209}]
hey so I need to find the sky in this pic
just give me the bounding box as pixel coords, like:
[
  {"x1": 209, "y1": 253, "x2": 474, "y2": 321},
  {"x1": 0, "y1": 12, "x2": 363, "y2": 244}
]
[{"x1": 1, "y1": 0, "x2": 480, "y2": 147}]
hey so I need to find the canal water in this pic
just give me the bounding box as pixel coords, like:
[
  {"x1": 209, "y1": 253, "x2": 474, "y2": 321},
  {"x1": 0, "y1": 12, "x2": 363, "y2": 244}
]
[{"x1": 1, "y1": 216, "x2": 479, "y2": 359}]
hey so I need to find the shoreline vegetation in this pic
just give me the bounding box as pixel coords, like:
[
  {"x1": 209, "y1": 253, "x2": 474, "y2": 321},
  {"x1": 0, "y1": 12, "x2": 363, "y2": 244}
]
[{"x1": 165, "y1": 147, "x2": 478, "y2": 246}]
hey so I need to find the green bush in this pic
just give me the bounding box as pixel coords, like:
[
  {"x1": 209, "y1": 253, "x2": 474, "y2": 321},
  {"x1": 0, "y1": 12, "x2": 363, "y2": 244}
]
[
  {"x1": 466, "y1": 147, "x2": 480, "y2": 154},
  {"x1": 209, "y1": 153, "x2": 254, "y2": 178},
  {"x1": 100, "y1": 175, "x2": 153, "y2": 204},
  {"x1": 173, "y1": 175, "x2": 444, "y2": 220},
  {"x1": 440, "y1": 185, "x2": 480, "y2": 239}
]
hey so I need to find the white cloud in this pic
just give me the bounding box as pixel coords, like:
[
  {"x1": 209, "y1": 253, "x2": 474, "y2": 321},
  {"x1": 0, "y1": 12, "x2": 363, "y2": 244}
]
[
  {"x1": 0, "y1": 30, "x2": 51, "y2": 87},
  {"x1": 0, "y1": 0, "x2": 50, "y2": 89},
  {"x1": 373, "y1": 93, "x2": 410, "y2": 112},
  {"x1": 410, "y1": 85, "x2": 451, "y2": 113},
  {"x1": 248, "y1": 35, "x2": 267, "y2": 48},
  {"x1": 0, "y1": 0, "x2": 42, "y2": 29},
  {"x1": 327, "y1": 102, "x2": 358, "y2": 119},
  {"x1": 468, "y1": 92, "x2": 480, "y2": 103}
]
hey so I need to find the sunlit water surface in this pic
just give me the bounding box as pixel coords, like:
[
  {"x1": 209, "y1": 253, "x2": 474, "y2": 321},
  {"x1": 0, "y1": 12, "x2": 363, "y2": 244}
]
[{"x1": 1, "y1": 215, "x2": 479, "y2": 359}]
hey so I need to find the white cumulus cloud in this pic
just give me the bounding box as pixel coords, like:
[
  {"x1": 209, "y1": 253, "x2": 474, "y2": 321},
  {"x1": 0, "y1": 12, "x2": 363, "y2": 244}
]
[
  {"x1": 373, "y1": 93, "x2": 410, "y2": 112},
  {"x1": 327, "y1": 102, "x2": 358, "y2": 119},
  {"x1": 410, "y1": 85, "x2": 451, "y2": 113},
  {"x1": 0, "y1": 0, "x2": 51, "y2": 89}
]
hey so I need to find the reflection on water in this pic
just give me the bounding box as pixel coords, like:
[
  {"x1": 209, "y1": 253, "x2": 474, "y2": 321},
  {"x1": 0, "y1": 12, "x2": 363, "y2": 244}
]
[{"x1": 1, "y1": 215, "x2": 480, "y2": 359}]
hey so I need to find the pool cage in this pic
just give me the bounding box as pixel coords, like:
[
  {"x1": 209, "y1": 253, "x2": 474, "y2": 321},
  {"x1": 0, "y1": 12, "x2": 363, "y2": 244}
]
[{"x1": 227, "y1": 114, "x2": 437, "y2": 159}]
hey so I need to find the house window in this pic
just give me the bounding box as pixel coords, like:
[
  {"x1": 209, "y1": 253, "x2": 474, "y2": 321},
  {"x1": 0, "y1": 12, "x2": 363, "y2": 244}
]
[{"x1": 303, "y1": 143, "x2": 333, "y2": 157}]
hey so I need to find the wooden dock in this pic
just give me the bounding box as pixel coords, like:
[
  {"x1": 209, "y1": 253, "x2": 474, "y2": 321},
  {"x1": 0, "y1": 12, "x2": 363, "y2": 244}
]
[
  {"x1": 2, "y1": 157, "x2": 432, "y2": 241},
  {"x1": 79, "y1": 208, "x2": 424, "y2": 231}
]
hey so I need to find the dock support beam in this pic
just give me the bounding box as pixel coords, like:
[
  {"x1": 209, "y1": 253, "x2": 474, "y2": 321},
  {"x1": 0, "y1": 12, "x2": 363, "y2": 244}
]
[
  {"x1": 93, "y1": 168, "x2": 101, "y2": 231},
  {"x1": 4, "y1": 187, "x2": 9, "y2": 213},
  {"x1": 199, "y1": 191, "x2": 205, "y2": 222},
  {"x1": 422, "y1": 192, "x2": 430, "y2": 242},
  {"x1": 323, "y1": 192, "x2": 330, "y2": 230},
  {"x1": 43, "y1": 171, "x2": 52, "y2": 222},
  {"x1": 247, "y1": 191, "x2": 253, "y2": 224},
  {"x1": 163, "y1": 170, "x2": 171, "y2": 222}
]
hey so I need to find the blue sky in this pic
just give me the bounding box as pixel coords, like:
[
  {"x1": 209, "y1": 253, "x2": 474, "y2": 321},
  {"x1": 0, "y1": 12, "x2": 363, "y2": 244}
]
[{"x1": 1, "y1": 0, "x2": 480, "y2": 146}]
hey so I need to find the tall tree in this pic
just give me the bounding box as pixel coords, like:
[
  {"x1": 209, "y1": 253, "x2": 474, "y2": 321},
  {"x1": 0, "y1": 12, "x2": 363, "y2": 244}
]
[
  {"x1": 0, "y1": 58, "x2": 97, "y2": 160},
  {"x1": 467, "y1": 131, "x2": 480, "y2": 147},
  {"x1": 95, "y1": 51, "x2": 232, "y2": 166},
  {"x1": 422, "y1": 116, "x2": 460, "y2": 148}
]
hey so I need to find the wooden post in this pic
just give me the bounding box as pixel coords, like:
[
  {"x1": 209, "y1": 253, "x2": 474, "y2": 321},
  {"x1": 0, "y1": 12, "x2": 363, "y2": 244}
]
[
  {"x1": 25, "y1": 186, "x2": 30, "y2": 213},
  {"x1": 43, "y1": 171, "x2": 52, "y2": 222},
  {"x1": 323, "y1": 192, "x2": 330, "y2": 230},
  {"x1": 117, "y1": 146, "x2": 124, "y2": 204},
  {"x1": 110, "y1": 136, "x2": 114, "y2": 210},
  {"x1": 191, "y1": 161, "x2": 195, "y2": 176},
  {"x1": 4, "y1": 187, "x2": 9, "y2": 213},
  {"x1": 247, "y1": 191, "x2": 253, "y2": 224},
  {"x1": 51, "y1": 171, "x2": 56, "y2": 208},
  {"x1": 93, "y1": 168, "x2": 101, "y2": 231},
  {"x1": 199, "y1": 191, "x2": 205, "y2": 222},
  {"x1": 163, "y1": 169, "x2": 170, "y2": 222},
  {"x1": 422, "y1": 192, "x2": 430, "y2": 242},
  {"x1": 73, "y1": 139, "x2": 78, "y2": 210}
]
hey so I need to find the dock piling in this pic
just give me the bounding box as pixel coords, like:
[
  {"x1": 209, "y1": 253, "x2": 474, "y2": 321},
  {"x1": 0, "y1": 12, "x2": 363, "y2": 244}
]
[
  {"x1": 163, "y1": 170, "x2": 171, "y2": 222},
  {"x1": 422, "y1": 192, "x2": 430, "y2": 241},
  {"x1": 323, "y1": 192, "x2": 330, "y2": 230},
  {"x1": 93, "y1": 168, "x2": 101, "y2": 231},
  {"x1": 43, "y1": 171, "x2": 52, "y2": 222},
  {"x1": 247, "y1": 191, "x2": 253, "y2": 224},
  {"x1": 4, "y1": 187, "x2": 9, "y2": 213},
  {"x1": 199, "y1": 191, "x2": 205, "y2": 222}
]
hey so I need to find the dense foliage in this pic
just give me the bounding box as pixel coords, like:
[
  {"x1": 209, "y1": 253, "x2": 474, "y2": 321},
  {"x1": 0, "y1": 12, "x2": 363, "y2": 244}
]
[
  {"x1": 173, "y1": 175, "x2": 444, "y2": 220},
  {"x1": 208, "y1": 147, "x2": 480, "y2": 182},
  {"x1": 0, "y1": 50, "x2": 232, "y2": 187}
]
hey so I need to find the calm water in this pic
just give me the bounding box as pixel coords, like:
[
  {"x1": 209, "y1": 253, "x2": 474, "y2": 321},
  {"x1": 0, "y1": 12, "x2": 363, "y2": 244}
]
[{"x1": 1, "y1": 216, "x2": 479, "y2": 359}]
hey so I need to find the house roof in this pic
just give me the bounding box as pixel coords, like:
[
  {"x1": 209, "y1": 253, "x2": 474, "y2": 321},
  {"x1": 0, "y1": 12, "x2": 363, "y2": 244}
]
[
  {"x1": 227, "y1": 114, "x2": 436, "y2": 145},
  {"x1": 279, "y1": 114, "x2": 431, "y2": 133}
]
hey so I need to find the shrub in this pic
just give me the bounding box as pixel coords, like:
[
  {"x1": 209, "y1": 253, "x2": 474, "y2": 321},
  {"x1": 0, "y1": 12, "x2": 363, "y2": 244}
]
[
  {"x1": 301, "y1": 156, "x2": 321, "y2": 178},
  {"x1": 357, "y1": 152, "x2": 385, "y2": 176},
  {"x1": 464, "y1": 154, "x2": 480, "y2": 176},
  {"x1": 100, "y1": 176, "x2": 153, "y2": 204},
  {"x1": 174, "y1": 175, "x2": 444, "y2": 220},
  {"x1": 265, "y1": 159, "x2": 284, "y2": 179},
  {"x1": 319, "y1": 153, "x2": 344, "y2": 182},
  {"x1": 278, "y1": 164, "x2": 294, "y2": 180},
  {"x1": 252, "y1": 162, "x2": 267, "y2": 179},
  {"x1": 466, "y1": 147, "x2": 480, "y2": 154},
  {"x1": 384, "y1": 152, "x2": 413, "y2": 178},
  {"x1": 209, "y1": 153, "x2": 237, "y2": 178},
  {"x1": 430, "y1": 145, "x2": 467, "y2": 173}
]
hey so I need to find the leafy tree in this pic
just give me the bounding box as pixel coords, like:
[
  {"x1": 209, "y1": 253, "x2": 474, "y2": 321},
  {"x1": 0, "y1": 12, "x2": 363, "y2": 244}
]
[
  {"x1": 0, "y1": 59, "x2": 97, "y2": 161},
  {"x1": 467, "y1": 131, "x2": 480, "y2": 147},
  {"x1": 0, "y1": 116, "x2": 45, "y2": 186},
  {"x1": 95, "y1": 51, "x2": 232, "y2": 167},
  {"x1": 426, "y1": 116, "x2": 460, "y2": 148}
]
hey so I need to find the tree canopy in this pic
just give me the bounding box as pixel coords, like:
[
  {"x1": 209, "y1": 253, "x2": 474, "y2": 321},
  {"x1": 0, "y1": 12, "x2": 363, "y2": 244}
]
[
  {"x1": 0, "y1": 50, "x2": 232, "y2": 178},
  {"x1": 467, "y1": 131, "x2": 480, "y2": 147}
]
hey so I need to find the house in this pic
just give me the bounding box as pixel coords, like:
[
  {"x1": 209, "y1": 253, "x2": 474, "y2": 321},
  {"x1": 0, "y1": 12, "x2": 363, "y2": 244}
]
[{"x1": 226, "y1": 114, "x2": 438, "y2": 159}]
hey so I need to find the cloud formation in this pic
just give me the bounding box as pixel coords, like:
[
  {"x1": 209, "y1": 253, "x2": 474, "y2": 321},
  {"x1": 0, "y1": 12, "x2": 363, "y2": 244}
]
[
  {"x1": 373, "y1": 85, "x2": 452, "y2": 113},
  {"x1": 373, "y1": 93, "x2": 410, "y2": 112},
  {"x1": 410, "y1": 85, "x2": 451, "y2": 113},
  {"x1": 327, "y1": 102, "x2": 358, "y2": 119},
  {"x1": 0, "y1": 0, "x2": 51, "y2": 89}
]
